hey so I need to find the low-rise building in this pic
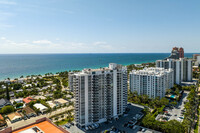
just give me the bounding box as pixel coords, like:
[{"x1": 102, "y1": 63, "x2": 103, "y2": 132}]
[
  {"x1": 54, "y1": 98, "x2": 68, "y2": 106},
  {"x1": 2, "y1": 117, "x2": 68, "y2": 133},
  {"x1": 9, "y1": 91, "x2": 15, "y2": 98},
  {"x1": 44, "y1": 93, "x2": 53, "y2": 97},
  {"x1": 66, "y1": 94, "x2": 73, "y2": 99},
  {"x1": 24, "y1": 84, "x2": 32, "y2": 88},
  {"x1": 23, "y1": 97, "x2": 35, "y2": 104},
  {"x1": 7, "y1": 112, "x2": 22, "y2": 123},
  {"x1": 46, "y1": 81, "x2": 53, "y2": 85},
  {"x1": 1, "y1": 85, "x2": 6, "y2": 89},
  {"x1": 33, "y1": 103, "x2": 48, "y2": 113},
  {"x1": 47, "y1": 101, "x2": 56, "y2": 108},
  {"x1": 22, "y1": 106, "x2": 36, "y2": 117},
  {"x1": 0, "y1": 114, "x2": 6, "y2": 127},
  {"x1": 12, "y1": 98, "x2": 23, "y2": 104},
  {"x1": 33, "y1": 95, "x2": 46, "y2": 100},
  {"x1": 15, "y1": 89, "x2": 23, "y2": 94},
  {"x1": 0, "y1": 98, "x2": 12, "y2": 109}
]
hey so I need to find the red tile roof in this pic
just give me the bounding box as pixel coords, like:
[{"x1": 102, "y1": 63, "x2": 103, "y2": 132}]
[{"x1": 23, "y1": 97, "x2": 35, "y2": 104}]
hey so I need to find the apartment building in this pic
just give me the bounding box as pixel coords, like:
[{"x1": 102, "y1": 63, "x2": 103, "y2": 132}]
[
  {"x1": 129, "y1": 67, "x2": 174, "y2": 99},
  {"x1": 69, "y1": 63, "x2": 127, "y2": 127},
  {"x1": 156, "y1": 58, "x2": 192, "y2": 84}
]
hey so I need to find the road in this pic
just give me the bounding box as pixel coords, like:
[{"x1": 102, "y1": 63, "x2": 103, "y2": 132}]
[{"x1": 7, "y1": 106, "x2": 73, "y2": 130}]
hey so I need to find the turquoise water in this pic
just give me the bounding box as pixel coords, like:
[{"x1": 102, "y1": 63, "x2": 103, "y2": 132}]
[
  {"x1": 170, "y1": 95, "x2": 176, "y2": 98},
  {"x1": 0, "y1": 53, "x2": 195, "y2": 80}
]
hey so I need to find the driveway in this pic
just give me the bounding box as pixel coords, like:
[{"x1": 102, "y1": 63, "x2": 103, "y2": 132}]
[{"x1": 168, "y1": 91, "x2": 189, "y2": 121}]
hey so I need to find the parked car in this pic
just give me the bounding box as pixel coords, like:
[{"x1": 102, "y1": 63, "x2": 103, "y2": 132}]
[
  {"x1": 133, "y1": 125, "x2": 137, "y2": 130},
  {"x1": 91, "y1": 124, "x2": 95, "y2": 129},
  {"x1": 88, "y1": 125, "x2": 93, "y2": 130},
  {"x1": 142, "y1": 128, "x2": 146, "y2": 132},
  {"x1": 179, "y1": 117, "x2": 184, "y2": 119},
  {"x1": 85, "y1": 126, "x2": 89, "y2": 131},
  {"x1": 65, "y1": 124, "x2": 70, "y2": 128}
]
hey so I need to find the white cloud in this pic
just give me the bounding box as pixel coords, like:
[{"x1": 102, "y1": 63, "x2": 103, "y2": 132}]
[
  {"x1": 1, "y1": 37, "x2": 6, "y2": 40},
  {"x1": 0, "y1": 1, "x2": 16, "y2": 5},
  {"x1": 93, "y1": 41, "x2": 113, "y2": 49},
  {"x1": 0, "y1": 38, "x2": 125, "y2": 53},
  {"x1": 32, "y1": 40, "x2": 52, "y2": 44},
  {"x1": 93, "y1": 41, "x2": 107, "y2": 45}
]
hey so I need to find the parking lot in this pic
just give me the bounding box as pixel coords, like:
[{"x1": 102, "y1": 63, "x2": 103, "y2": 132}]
[
  {"x1": 168, "y1": 91, "x2": 188, "y2": 122},
  {"x1": 156, "y1": 91, "x2": 189, "y2": 122},
  {"x1": 65, "y1": 104, "x2": 144, "y2": 133}
]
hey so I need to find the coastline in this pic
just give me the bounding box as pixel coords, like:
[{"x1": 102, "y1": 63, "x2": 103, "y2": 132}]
[
  {"x1": 0, "y1": 61, "x2": 153, "y2": 82},
  {"x1": 0, "y1": 53, "x2": 195, "y2": 81}
]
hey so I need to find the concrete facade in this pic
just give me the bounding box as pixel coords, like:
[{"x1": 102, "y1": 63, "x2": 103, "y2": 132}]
[{"x1": 69, "y1": 63, "x2": 127, "y2": 127}]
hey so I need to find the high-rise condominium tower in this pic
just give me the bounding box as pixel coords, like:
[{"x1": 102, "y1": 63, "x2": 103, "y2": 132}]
[
  {"x1": 168, "y1": 47, "x2": 184, "y2": 59},
  {"x1": 129, "y1": 67, "x2": 174, "y2": 99},
  {"x1": 156, "y1": 58, "x2": 192, "y2": 85},
  {"x1": 69, "y1": 63, "x2": 127, "y2": 127}
]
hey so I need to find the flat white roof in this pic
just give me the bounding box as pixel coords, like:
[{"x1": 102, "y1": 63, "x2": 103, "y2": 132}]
[{"x1": 33, "y1": 103, "x2": 47, "y2": 111}]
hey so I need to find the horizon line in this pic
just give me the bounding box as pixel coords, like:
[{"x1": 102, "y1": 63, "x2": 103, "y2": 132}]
[{"x1": 0, "y1": 52, "x2": 199, "y2": 55}]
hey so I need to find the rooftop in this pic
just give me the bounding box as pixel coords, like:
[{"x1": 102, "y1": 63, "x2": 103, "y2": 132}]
[
  {"x1": 7, "y1": 112, "x2": 22, "y2": 121},
  {"x1": 130, "y1": 67, "x2": 173, "y2": 76},
  {"x1": 22, "y1": 106, "x2": 35, "y2": 115},
  {"x1": 33, "y1": 103, "x2": 47, "y2": 111},
  {"x1": 23, "y1": 97, "x2": 35, "y2": 104},
  {"x1": 70, "y1": 63, "x2": 126, "y2": 76},
  {"x1": 0, "y1": 98, "x2": 11, "y2": 106},
  {"x1": 54, "y1": 98, "x2": 68, "y2": 104},
  {"x1": 2, "y1": 117, "x2": 68, "y2": 133}
]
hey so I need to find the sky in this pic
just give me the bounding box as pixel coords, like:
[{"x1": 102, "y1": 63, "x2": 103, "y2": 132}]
[{"x1": 0, "y1": 0, "x2": 200, "y2": 53}]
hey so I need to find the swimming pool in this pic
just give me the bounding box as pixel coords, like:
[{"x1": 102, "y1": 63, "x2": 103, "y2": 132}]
[{"x1": 170, "y1": 95, "x2": 176, "y2": 98}]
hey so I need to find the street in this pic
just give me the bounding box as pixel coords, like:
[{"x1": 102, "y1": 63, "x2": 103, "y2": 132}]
[{"x1": 6, "y1": 106, "x2": 73, "y2": 130}]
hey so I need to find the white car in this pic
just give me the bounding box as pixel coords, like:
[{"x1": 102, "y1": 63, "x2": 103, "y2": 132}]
[
  {"x1": 132, "y1": 125, "x2": 137, "y2": 129},
  {"x1": 91, "y1": 124, "x2": 95, "y2": 129},
  {"x1": 85, "y1": 126, "x2": 89, "y2": 131}
]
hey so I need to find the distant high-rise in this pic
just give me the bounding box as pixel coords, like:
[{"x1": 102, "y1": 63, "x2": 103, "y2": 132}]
[
  {"x1": 168, "y1": 47, "x2": 184, "y2": 59},
  {"x1": 69, "y1": 63, "x2": 127, "y2": 127},
  {"x1": 179, "y1": 47, "x2": 184, "y2": 58},
  {"x1": 193, "y1": 54, "x2": 200, "y2": 60},
  {"x1": 129, "y1": 67, "x2": 174, "y2": 99},
  {"x1": 156, "y1": 58, "x2": 192, "y2": 84}
]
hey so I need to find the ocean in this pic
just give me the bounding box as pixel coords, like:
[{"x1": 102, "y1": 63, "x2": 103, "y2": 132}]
[{"x1": 0, "y1": 53, "x2": 195, "y2": 80}]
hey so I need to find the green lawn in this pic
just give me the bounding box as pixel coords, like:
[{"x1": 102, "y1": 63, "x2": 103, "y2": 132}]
[{"x1": 55, "y1": 117, "x2": 74, "y2": 125}]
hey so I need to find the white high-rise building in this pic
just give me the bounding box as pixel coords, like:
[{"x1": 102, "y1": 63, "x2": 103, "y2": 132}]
[
  {"x1": 129, "y1": 67, "x2": 174, "y2": 99},
  {"x1": 156, "y1": 58, "x2": 192, "y2": 84},
  {"x1": 69, "y1": 63, "x2": 127, "y2": 127},
  {"x1": 194, "y1": 56, "x2": 200, "y2": 66}
]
